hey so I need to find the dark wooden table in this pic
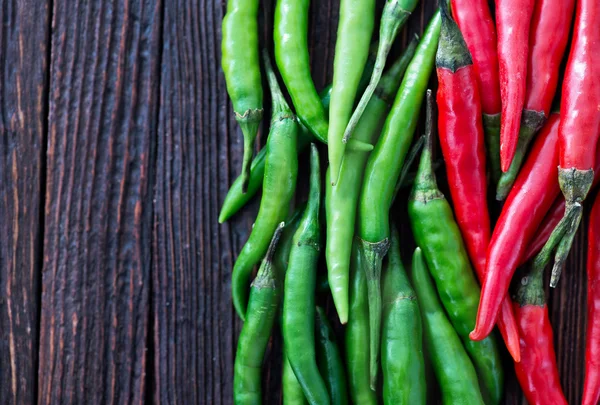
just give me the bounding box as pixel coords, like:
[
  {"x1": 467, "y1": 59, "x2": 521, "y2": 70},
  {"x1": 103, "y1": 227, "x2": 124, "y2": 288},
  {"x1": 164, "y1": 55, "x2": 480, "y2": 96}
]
[{"x1": 0, "y1": 0, "x2": 588, "y2": 403}]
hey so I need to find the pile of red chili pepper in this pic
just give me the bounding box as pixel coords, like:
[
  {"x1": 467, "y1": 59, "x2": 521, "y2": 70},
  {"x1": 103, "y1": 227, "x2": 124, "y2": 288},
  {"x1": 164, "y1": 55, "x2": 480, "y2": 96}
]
[{"x1": 219, "y1": 0, "x2": 600, "y2": 403}]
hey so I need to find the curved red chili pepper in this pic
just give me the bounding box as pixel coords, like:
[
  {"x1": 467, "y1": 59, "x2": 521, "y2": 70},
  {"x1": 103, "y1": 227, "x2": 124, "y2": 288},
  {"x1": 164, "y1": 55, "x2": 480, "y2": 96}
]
[
  {"x1": 436, "y1": 4, "x2": 520, "y2": 362},
  {"x1": 450, "y1": 0, "x2": 501, "y2": 116},
  {"x1": 584, "y1": 191, "x2": 600, "y2": 405},
  {"x1": 496, "y1": 0, "x2": 536, "y2": 172},
  {"x1": 520, "y1": 144, "x2": 600, "y2": 266},
  {"x1": 471, "y1": 114, "x2": 561, "y2": 341},
  {"x1": 559, "y1": 0, "x2": 600, "y2": 173},
  {"x1": 513, "y1": 303, "x2": 567, "y2": 405},
  {"x1": 524, "y1": 0, "x2": 575, "y2": 116}
]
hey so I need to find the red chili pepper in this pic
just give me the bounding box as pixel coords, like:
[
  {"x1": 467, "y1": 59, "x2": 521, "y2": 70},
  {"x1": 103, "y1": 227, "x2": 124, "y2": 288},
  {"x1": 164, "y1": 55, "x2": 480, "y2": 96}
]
[
  {"x1": 495, "y1": 0, "x2": 576, "y2": 200},
  {"x1": 496, "y1": 0, "x2": 536, "y2": 172},
  {"x1": 540, "y1": 0, "x2": 600, "y2": 288},
  {"x1": 584, "y1": 191, "x2": 600, "y2": 405},
  {"x1": 436, "y1": 4, "x2": 520, "y2": 362},
  {"x1": 471, "y1": 114, "x2": 561, "y2": 341},
  {"x1": 451, "y1": 0, "x2": 503, "y2": 182},
  {"x1": 520, "y1": 144, "x2": 600, "y2": 266},
  {"x1": 450, "y1": 0, "x2": 501, "y2": 116},
  {"x1": 512, "y1": 266, "x2": 567, "y2": 405}
]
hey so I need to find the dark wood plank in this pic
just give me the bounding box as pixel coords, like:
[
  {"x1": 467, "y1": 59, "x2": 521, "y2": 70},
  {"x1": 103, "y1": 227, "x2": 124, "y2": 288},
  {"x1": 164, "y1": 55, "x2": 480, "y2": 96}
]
[
  {"x1": 37, "y1": 0, "x2": 162, "y2": 403},
  {"x1": 0, "y1": 0, "x2": 51, "y2": 403}
]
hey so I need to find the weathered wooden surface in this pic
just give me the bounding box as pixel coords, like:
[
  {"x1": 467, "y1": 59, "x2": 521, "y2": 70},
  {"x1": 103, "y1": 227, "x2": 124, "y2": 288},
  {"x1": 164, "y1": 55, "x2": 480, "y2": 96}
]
[{"x1": 0, "y1": 0, "x2": 590, "y2": 403}]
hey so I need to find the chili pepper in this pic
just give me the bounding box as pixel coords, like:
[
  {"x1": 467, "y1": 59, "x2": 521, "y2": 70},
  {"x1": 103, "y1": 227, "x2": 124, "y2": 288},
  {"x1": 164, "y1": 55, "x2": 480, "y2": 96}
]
[
  {"x1": 539, "y1": 0, "x2": 600, "y2": 288},
  {"x1": 357, "y1": 12, "x2": 440, "y2": 388},
  {"x1": 512, "y1": 264, "x2": 568, "y2": 405},
  {"x1": 283, "y1": 353, "x2": 308, "y2": 405},
  {"x1": 435, "y1": 3, "x2": 520, "y2": 363},
  {"x1": 327, "y1": 0, "x2": 375, "y2": 185},
  {"x1": 315, "y1": 307, "x2": 349, "y2": 405},
  {"x1": 326, "y1": 39, "x2": 418, "y2": 324},
  {"x1": 342, "y1": 0, "x2": 420, "y2": 142},
  {"x1": 496, "y1": 0, "x2": 536, "y2": 172},
  {"x1": 282, "y1": 145, "x2": 328, "y2": 405},
  {"x1": 345, "y1": 242, "x2": 377, "y2": 405},
  {"x1": 381, "y1": 227, "x2": 425, "y2": 405},
  {"x1": 231, "y1": 52, "x2": 299, "y2": 320},
  {"x1": 221, "y1": 0, "x2": 263, "y2": 192},
  {"x1": 495, "y1": 0, "x2": 576, "y2": 200},
  {"x1": 471, "y1": 114, "x2": 561, "y2": 341},
  {"x1": 584, "y1": 191, "x2": 600, "y2": 405},
  {"x1": 521, "y1": 144, "x2": 600, "y2": 265},
  {"x1": 274, "y1": 0, "x2": 328, "y2": 143},
  {"x1": 218, "y1": 48, "x2": 378, "y2": 224},
  {"x1": 450, "y1": 0, "x2": 502, "y2": 182},
  {"x1": 411, "y1": 247, "x2": 485, "y2": 405},
  {"x1": 409, "y1": 91, "x2": 504, "y2": 404},
  {"x1": 233, "y1": 223, "x2": 285, "y2": 404}
]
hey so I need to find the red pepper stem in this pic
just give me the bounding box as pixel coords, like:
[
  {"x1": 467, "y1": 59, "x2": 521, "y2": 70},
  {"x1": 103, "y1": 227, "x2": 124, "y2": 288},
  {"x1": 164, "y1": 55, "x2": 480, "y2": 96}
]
[
  {"x1": 514, "y1": 263, "x2": 545, "y2": 308},
  {"x1": 496, "y1": 110, "x2": 546, "y2": 200},
  {"x1": 532, "y1": 202, "x2": 582, "y2": 287},
  {"x1": 437, "y1": 0, "x2": 472, "y2": 71},
  {"x1": 342, "y1": 0, "x2": 412, "y2": 144},
  {"x1": 358, "y1": 237, "x2": 391, "y2": 389},
  {"x1": 483, "y1": 113, "x2": 502, "y2": 184},
  {"x1": 550, "y1": 204, "x2": 583, "y2": 287}
]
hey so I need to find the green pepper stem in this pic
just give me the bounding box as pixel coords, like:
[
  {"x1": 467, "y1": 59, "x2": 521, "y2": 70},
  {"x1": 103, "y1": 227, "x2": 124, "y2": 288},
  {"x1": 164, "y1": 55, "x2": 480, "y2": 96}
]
[
  {"x1": 342, "y1": 0, "x2": 412, "y2": 145},
  {"x1": 359, "y1": 237, "x2": 391, "y2": 390},
  {"x1": 483, "y1": 113, "x2": 502, "y2": 185},
  {"x1": 263, "y1": 49, "x2": 291, "y2": 116},
  {"x1": 252, "y1": 222, "x2": 285, "y2": 288},
  {"x1": 412, "y1": 90, "x2": 437, "y2": 193},
  {"x1": 392, "y1": 135, "x2": 425, "y2": 205}
]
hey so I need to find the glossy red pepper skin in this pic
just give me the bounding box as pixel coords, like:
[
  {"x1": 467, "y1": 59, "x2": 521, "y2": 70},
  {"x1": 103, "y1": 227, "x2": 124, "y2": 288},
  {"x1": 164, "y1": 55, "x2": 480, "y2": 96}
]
[
  {"x1": 450, "y1": 0, "x2": 501, "y2": 116},
  {"x1": 524, "y1": 0, "x2": 575, "y2": 115},
  {"x1": 520, "y1": 145, "x2": 600, "y2": 266},
  {"x1": 496, "y1": 0, "x2": 536, "y2": 172},
  {"x1": 513, "y1": 304, "x2": 567, "y2": 405},
  {"x1": 559, "y1": 0, "x2": 600, "y2": 172},
  {"x1": 471, "y1": 114, "x2": 561, "y2": 341},
  {"x1": 584, "y1": 192, "x2": 600, "y2": 405},
  {"x1": 437, "y1": 58, "x2": 519, "y2": 361}
]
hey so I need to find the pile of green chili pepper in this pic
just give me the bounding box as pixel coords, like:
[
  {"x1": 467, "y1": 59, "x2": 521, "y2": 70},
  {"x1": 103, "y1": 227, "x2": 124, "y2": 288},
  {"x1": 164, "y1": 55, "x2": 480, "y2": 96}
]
[{"x1": 220, "y1": 0, "x2": 600, "y2": 402}]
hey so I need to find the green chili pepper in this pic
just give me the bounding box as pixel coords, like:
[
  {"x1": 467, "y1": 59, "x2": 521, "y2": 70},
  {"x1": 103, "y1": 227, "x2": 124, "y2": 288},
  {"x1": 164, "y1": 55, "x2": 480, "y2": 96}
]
[
  {"x1": 221, "y1": 0, "x2": 263, "y2": 192},
  {"x1": 233, "y1": 223, "x2": 285, "y2": 404},
  {"x1": 274, "y1": 0, "x2": 328, "y2": 142},
  {"x1": 283, "y1": 353, "x2": 308, "y2": 405},
  {"x1": 231, "y1": 52, "x2": 298, "y2": 320},
  {"x1": 325, "y1": 38, "x2": 418, "y2": 325},
  {"x1": 381, "y1": 227, "x2": 426, "y2": 405},
  {"x1": 282, "y1": 144, "x2": 329, "y2": 405},
  {"x1": 357, "y1": 11, "x2": 440, "y2": 388},
  {"x1": 315, "y1": 307, "x2": 349, "y2": 405},
  {"x1": 327, "y1": 0, "x2": 376, "y2": 184},
  {"x1": 408, "y1": 91, "x2": 504, "y2": 404},
  {"x1": 345, "y1": 242, "x2": 377, "y2": 405},
  {"x1": 218, "y1": 44, "x2": 381, "y2": 224},
  {"x1": 343, "y1": 0, "x2": 420, "y2": 143},
  {"x1": 411, "y1": 247, "x2": 486, "y2": 405}
]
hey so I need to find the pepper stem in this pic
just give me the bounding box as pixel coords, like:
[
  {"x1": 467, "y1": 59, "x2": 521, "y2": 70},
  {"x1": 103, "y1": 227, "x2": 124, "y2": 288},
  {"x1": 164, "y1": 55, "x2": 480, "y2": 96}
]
[
  {"x1": 514, "y1": 263, "x2": 545, "y2": 307},
  {"x1": 236, "y1": 109, "x2": 264, "y2": 193},
  {"x1": 392, "y1": 135, "x2": 425, "y2": 205},
  {"x1": 436, "y1": 0, "x2": 472, "y2": 71},
  {"x1": 483, "y1": 113, "x2": 502, "y2": 184},
  {"x1": 358, "y1": 237, "x2": 391, "y2": 390},
  {"x1": 496, "y1": 110, "x2": 546, "y2": 200},
  {"x1": 263, "y1": 49, "x2": 291, "y2": 117},
  {"x1": 251, "y1": 222, "x2": 285, "y2": 288},
  {"x1": 412, "y1": 90, "x2": 437, "y2": 193},
  {"x1": 342, "y1": 0, "x2": 412, "y2": 144}
]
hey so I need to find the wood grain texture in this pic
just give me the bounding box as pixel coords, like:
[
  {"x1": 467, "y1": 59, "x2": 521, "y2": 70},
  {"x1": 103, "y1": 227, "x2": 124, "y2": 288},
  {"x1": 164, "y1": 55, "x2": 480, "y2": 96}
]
[
  {"x1": 37, "y1": 0, "x2": 162, "y2": 403},
  {"x1": 0, "y1": 0, "x2": 50, "y2": 403}
]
